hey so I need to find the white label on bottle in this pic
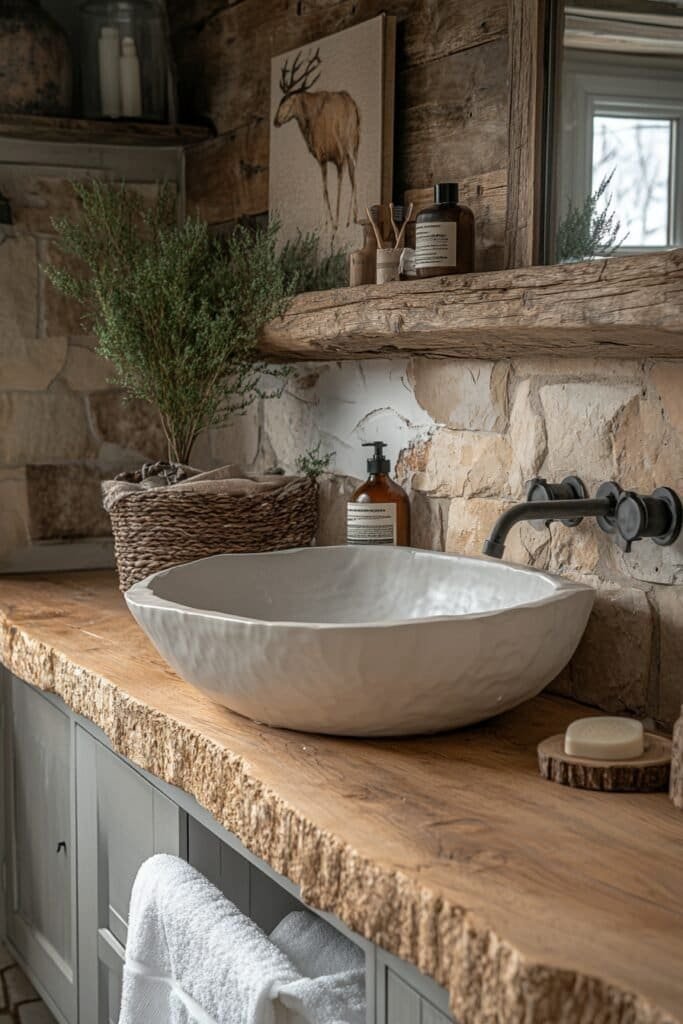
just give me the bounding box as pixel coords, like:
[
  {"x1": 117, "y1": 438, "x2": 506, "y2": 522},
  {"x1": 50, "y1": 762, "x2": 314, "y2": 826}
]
[
  {"x1": 347, "y1": 502, "x2": 397, "y2": 545},
  {"x1": 415, "y1": 221, "x2": 457, "y2": 269}
]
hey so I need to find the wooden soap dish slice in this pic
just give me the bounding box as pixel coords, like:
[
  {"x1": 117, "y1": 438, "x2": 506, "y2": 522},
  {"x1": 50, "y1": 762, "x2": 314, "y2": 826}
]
[{"x1": 538, "y1": 732, "x2": 672, "y2": 792}]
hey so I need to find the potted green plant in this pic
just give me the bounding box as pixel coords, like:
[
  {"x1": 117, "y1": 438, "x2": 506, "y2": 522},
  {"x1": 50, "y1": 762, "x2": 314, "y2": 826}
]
[
  {"x1": 47, "y1": 180, "x2": 297, "y2": 464},
  {"x1": 46, "y1": 181, "x2": 334, "y2": 588}
]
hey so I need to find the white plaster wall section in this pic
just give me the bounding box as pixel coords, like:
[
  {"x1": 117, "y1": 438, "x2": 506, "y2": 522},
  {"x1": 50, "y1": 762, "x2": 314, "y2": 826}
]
[
  {"x1": 266, "y1": 360, "x2": 436, "y2": 477},
  {"x1": 258, "y1": 360, "x2": 436, "y2": 475}
]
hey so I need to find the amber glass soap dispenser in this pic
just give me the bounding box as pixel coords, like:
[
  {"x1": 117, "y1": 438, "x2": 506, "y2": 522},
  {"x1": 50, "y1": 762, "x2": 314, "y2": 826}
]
[{"x1": 347, "y1": 442, "x2": 410, "y2": 546}]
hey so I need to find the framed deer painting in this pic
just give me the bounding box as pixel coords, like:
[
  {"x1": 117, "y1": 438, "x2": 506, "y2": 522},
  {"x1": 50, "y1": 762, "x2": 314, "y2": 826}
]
[{"x1": 269, "y1": 14, "x2": 396, "y2": 255}]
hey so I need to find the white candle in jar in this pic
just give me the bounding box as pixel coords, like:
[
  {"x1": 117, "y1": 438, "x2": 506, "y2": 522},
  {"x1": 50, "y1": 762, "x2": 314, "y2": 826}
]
[
  {"x1": 120, "y1": 36, "x2": 142, "y2": 117},
  {"x1": 564, "y1": 716, "x2": 645, "y2": 761},
  {"x1": 98, "y1": 26, "x2": 121, "y2": 118}
]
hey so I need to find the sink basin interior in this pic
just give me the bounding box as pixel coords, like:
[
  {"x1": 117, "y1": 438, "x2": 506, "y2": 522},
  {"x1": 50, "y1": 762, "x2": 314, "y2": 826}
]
[{"x1": 149, "y1": 546, "x2": 560, "y2": 624}]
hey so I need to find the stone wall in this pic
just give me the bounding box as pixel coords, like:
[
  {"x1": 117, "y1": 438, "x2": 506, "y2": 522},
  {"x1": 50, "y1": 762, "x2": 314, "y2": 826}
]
[
  {"x1": 0, "y1": 151, "x2": 177, "y2": 570},
  {"x1": 204, "y1": 356, "x2": 683, "y2": 731}
]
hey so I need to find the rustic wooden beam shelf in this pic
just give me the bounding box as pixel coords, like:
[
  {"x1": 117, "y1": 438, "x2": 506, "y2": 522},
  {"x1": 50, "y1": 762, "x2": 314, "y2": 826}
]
[
  {"x1": 260, "y1": 249, "x2": 683, "y2": 361},
  {"x1": 0, "y1": 114, "x2": 210, "y2": 148}
]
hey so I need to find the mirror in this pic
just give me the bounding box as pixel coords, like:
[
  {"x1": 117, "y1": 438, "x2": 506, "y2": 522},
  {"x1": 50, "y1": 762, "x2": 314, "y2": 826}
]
[{"x1": 544, "y1": 1, "x2": 683, "y2": 263}]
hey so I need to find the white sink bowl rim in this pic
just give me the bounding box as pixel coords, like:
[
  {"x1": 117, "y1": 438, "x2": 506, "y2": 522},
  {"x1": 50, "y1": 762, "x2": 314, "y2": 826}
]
[{"x1": 126, "y1": 546, "x2": 595, "y2": 736}]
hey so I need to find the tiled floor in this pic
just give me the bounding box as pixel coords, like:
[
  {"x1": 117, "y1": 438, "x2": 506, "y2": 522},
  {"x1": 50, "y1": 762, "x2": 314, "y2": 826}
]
[{"x1": 0, "y1": 943, "x2": 56, "y2": 1023}]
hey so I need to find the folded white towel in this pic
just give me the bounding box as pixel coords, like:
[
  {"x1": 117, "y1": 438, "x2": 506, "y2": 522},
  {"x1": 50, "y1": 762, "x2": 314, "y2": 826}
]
[
  {"x1": 118, "y1": 855, "x2": 365, "y2": 1024},
  {"x1": 270, "y1": 912, "x2": 366, "y2": 1024},
  {"x1": 119, "y1": 855, "x2": 299, "y2": 1024}
]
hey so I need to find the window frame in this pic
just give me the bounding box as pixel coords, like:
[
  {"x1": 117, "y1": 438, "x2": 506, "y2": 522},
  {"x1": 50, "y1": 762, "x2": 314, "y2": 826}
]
[{"x1": 558, "y1": 49, "x2": 683, "y2": 254}]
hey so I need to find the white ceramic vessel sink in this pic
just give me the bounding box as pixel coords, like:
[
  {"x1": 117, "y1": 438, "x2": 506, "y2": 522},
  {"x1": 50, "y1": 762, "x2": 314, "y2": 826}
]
[{"x1": 126, "y1": 546, "x2": 595, "y2": 737}]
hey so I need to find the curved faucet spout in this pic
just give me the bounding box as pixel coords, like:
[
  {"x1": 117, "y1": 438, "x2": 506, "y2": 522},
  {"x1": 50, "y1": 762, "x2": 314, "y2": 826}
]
[{"x1": 483, "y1": 497, "x2": 615, "y2": 559}]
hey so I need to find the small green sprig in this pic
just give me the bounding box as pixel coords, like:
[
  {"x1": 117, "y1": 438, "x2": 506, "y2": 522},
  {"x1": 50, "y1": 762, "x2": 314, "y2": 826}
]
[
  {"x1": 296, "y1": 443, "x2": 335, "y2": 479},
  {"x1": 556, "y1": 171, "x2": 625, "y2": 263},
  {"x1": 279, "y1": 231, "x2": 348, "y2": 293}
]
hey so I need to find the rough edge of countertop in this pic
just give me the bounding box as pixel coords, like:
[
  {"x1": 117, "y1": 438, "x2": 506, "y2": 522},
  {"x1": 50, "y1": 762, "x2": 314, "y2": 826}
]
[{"x1": 0, "y1": 613, "x2": 676, "y2": 1024}]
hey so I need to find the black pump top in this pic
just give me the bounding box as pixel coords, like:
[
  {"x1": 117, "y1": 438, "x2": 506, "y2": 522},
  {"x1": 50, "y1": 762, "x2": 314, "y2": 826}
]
[
  {"x1": 363, "y1": 441, "x2": 391, "y2": 475},
  {"x1": 434, "y1": 182, "x2": 458, "y2": 204}
]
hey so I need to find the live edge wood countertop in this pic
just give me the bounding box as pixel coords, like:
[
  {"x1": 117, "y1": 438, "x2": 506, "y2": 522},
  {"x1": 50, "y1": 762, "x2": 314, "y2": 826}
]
[{"x1": 0, "y1": 573, "x2": 681, "y2": 1024}]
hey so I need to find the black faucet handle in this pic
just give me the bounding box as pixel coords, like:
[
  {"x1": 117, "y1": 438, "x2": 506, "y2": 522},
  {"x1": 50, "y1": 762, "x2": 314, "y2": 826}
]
[
  {"x1": 615, "y1": 487, "x2": 682, "y2": 549},
  {"x1": 526, "y1": 476, "x2": 587, "y2": 502},
  {"x1": 526, "y1": 476, "x2": 588, "y2": 528}
]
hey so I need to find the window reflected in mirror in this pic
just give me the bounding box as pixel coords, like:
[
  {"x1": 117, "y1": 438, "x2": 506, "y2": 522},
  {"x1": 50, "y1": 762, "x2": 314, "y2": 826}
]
[{"x1": 549, "y1": 2, "x2": 683, "y2": 263}]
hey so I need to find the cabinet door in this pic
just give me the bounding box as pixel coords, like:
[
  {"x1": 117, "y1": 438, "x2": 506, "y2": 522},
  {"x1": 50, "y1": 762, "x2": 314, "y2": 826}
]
[
  {"x1": 76, "y1": 727, "x2": 183, "y2": 1024},
  {"x1": 5, "y1": 676, "x2": 76, "y2": 1023}
]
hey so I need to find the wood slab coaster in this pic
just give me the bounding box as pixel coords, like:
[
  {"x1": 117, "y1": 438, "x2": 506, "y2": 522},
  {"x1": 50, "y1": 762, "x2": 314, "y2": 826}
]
[
  {"x1": 671, "y1": 706, "x2": 683, "y2": 809},
  {"x1": 538, "y1": 732, "x2": 672, "y2": 792}
]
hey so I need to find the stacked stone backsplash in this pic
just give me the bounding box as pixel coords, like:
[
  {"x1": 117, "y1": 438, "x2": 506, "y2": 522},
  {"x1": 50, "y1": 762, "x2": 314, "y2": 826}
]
[
  {"x1": 0, "y1": 162, "x2": 173, "y2": 569},
  {"x1": 207, "y1": 356, "x2": 682, "y2": 731}
]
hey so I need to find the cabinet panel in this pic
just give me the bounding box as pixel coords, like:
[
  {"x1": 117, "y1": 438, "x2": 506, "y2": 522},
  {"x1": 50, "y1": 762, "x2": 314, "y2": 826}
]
[
  {"x1": 97, "y1": 928, "x2": 125, "y2": 1024},
  {"x1": 76, "y1": 727, "x2": 183, "y2": 1024},
  {"x1": 187, "y1": 816, "x2": 250, "y2": 914},
  {"x1": 385, "y1": 971, "x2": 453, "y2": 1023},
  {"x1": 6, "y1": 677, "x2": 75, "y2": 1023},
  {"x1": 186, "y1": 816, "x2": 304, "y2": 933},
  {"x1": 377, "y1": 951, "x2": 455, "y2": 1024},
  {"x1": 249, "y1": 870, "x2": 305, "y2": 936},
  {"x1": 95, "y1": 744, "x2": 175, "y2": 946},
  {"x1": 421, "y1": 1004, "x2": 453, "y2": 1024},
  {"x1": 387, "y1": 970, "x2": 422, "y2": 1023}
]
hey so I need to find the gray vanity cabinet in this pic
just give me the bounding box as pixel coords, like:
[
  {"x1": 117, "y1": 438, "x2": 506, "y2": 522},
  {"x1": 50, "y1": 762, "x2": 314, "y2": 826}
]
[
  {"x1": 3, "y1": 676, "x2": 77, "y2": 1024},
  {"x1": 75, "y1": 727, "x2": 184, "y2": 1024},
  {"x1": 1, "y1": 673, "x2": 455, "y2": 1024}
]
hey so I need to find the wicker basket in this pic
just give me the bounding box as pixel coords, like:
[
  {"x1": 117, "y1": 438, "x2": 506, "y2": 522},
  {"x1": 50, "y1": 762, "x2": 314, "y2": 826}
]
[{"x1": 107, "y1": 475, "x2": 318, "y2": 591}]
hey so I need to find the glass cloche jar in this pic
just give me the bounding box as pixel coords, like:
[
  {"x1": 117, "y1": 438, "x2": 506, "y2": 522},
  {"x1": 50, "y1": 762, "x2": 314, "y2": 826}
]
[{"x1": 80, "y1": 0, "x2": 170, "y2": 121}]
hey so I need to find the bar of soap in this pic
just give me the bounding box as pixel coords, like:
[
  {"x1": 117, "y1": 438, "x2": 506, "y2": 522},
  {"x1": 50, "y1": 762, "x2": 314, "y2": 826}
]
[{"x1": 564, "y1": 717, "x2": 644, "y2": 761}]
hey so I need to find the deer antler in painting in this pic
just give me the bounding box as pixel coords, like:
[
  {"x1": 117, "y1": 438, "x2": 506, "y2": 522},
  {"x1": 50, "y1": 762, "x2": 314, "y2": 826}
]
[{"x1": 279, "y1": 48, "x2": 322, "y2": 96}]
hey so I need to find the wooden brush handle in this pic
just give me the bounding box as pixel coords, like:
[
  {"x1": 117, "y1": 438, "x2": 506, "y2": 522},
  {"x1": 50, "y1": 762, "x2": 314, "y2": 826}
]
[{"x1": 365, "y1": 206, "x2": 384, "y2": 249}]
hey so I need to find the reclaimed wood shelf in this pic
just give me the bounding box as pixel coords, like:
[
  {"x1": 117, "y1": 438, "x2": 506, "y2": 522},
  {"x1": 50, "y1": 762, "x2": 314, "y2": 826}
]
[
  {"x1": 0, "y1": 113, "x2": 211, "y2": 148},
  {"x1": 260, "y1": 249, "x2": 683, "y2": 361},
  {"x1": 1, "y1": 571, "x2": 682, "y2": 1024}
]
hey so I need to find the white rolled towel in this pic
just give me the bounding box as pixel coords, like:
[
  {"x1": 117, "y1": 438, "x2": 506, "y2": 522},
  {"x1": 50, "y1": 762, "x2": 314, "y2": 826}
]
[
  {"x1": 271, "y1": 911, "x2": 366, "y2": 1024},
  {"x1": 119, "y1": 854, "x2": 299, "y2": 1024},
  {"x1": 118, "y1": 855, "x2": 365, "y2": 1024}
]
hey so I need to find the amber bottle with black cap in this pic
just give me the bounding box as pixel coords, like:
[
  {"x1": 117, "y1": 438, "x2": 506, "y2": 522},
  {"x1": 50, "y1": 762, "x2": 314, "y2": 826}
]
[
  {"x1": 415, "y1": 182, "x2": 474, "y2": 278},
  {"x1": 346, "y1": 441, "x2": 410, "y2": 547}
]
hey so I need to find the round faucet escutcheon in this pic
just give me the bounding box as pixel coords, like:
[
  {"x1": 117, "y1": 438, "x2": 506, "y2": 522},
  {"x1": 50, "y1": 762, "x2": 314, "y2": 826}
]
[{"x1": 526, "y1": 475, "x2": 588, "y2": 528}]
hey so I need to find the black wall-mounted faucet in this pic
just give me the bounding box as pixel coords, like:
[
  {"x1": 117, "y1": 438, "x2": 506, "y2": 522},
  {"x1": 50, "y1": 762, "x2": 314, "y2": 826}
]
[{"x1": 482, "y1": 476, "x2": 682, "y2": 559}]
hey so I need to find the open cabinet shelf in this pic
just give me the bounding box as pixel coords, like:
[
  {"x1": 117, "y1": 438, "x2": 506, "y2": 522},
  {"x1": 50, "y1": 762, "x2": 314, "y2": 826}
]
[
  {"x1": 0, "y1": 113, "x2": 210, "y2": 147},
  {"x1": 260, "y1": 249, "x2": 683, "y2": 361}
]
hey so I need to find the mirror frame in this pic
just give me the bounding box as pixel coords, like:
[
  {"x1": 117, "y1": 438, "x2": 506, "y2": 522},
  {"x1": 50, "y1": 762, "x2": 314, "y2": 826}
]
[{"x1": 505, "y1": 0, "x2": 564, "y2": 268}]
